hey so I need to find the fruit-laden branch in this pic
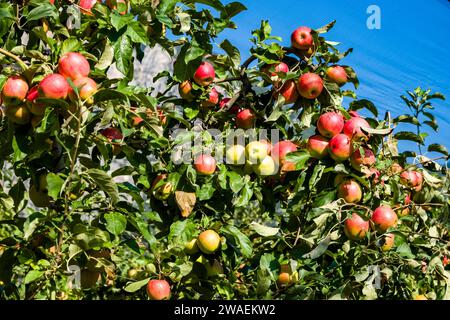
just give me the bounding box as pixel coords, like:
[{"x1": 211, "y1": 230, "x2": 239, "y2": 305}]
[{"x1": 0, "y1": 47, "x2": 28, "y2": 71}]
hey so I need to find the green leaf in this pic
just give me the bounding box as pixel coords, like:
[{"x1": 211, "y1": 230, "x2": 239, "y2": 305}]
[
  {"x1": 219, "y1": 39, "x2": 241, "y2": 68},
  {"x1": 302, "y1": 235, "x2": 331, "y2": 259},
  {"x1": 95, "y1": 42, "x2": 114, "y2": 70},
  {"x1": 124, "y1": 277, "x2": 150, "y2": 293},
  {"x1": 227, "y1": 171, "x2": 245, "y2": 193},
  {"x1": 177, "y1": 12, "x2": 191, "y2": 33},
  {"x1": 427, "y1": 143, "x2": 448, "y2": 156},
  {"x1": 250, "y1": 222, "x2": 279, "y2": 237},
  {"x1": 393, "y1": 115, "x2": 419, "y2": 125},
  {"x1": 197, "y1": 183, "x2": 215, "y2": 201},
  {"x1": 46, "y1": 173, "x2": 64, "y2": 201},
  {"x1": 234, "y1": 183, "x2": 253, "y2": 207},
  {"x1": 315, "y1": 20, "x2": 336, "y2": 34},
  {"x1": 61, "y1": 38, "x2": 81, "y2": 55},
  {"x1": 158, "y1": 0, "x2": 178, "y2": 14},
  {"x1": 126, "y1": 22, "x2": 149, "y2": 45},
  {"x1": 221, "y1": 2, "x2": 247, "y2": 19},
  {"x1": 86, "y1": 169, "x2": 119, "y2": 204},
  {"x1": 394, "y1": 131, "x2": 423, "y2": 144},
  {"x1": 349, "y1": 99, "x2": 378, "y2": 117},
  {"x1": 24, "y1": 270, "x2": 44, "y2": 284},
  {"x1": 113, "y1": 35, "x2": 132, "y2": 75},
  {"x1": 361, "y1": 126, "x2": 393, "y2": 136},
  {"x1": 285, "y1": 151, "x2": 310, "y2": 170},
  {"x1": 111, "y1": 13, "x2": 134, "y2": 31},
  {"x1": 427, "y1": 92, "x2": 445, "y2": 100},
  {"x1": 222, "y1": 225, "x2": 253, "y2": 257},
  {"x1": 27, "y1": 4, "x2": 57, "y2": 21},
  {"x1": 104, "y1": 212, "x2": 127, "y2": 236}
]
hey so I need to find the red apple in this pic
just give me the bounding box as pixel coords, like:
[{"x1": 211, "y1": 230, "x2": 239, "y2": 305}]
[
  {"x1": 178, "y1": 80, "x2": 194, "y2": 101},
  {"x1": 326, "y1": 66, "x2": 348, "y2": 85},
  {"x1": 328, "y1": 134, "x2": 352, "y2": 162},
  {"x1": 39, "y1": 74, "x2": 70, "y2": 100},
  {"x1": 350, "y1": 147, "x2": 376, "y2": 172},
  {"x1": 201, "y1": 87, "x2": 219, "y2": 107},
  {"x1": 400, "y1": 171, "x2": 423, "y2": 191},
  {"x1": 2, "y1": 76, "x2": 29, "y2": 105},
  {"x1": 194, "y1": 154, "x2": 216, "y2": 175},
  {"x1": 197, "y1": 229, "x2": 221, "y2": 254},
  {"x1": 263, "y1": 62, "x2": 289, "y2": 77},
  {"x1": 307, "y1": 134, "x2": 329, "y2": 159},
  {"x1": 219, "y1": 98, "x2": 240, "y2": 114},
  {"x1": 69, "y1": 77, "x2": 97, "y2": 105},
  {"x1": 271, "y1": 140, "x2": 298, "y2": 172},
  {"x1": 344, "y1": 213, "x2": 370, "y2": 240},
  {"x1": 101, "y1": 127, "x2": 123, "y2": 142},
  {"x1": 193, "y1": 61, "x2": 215, "y2": 86},
  {"x1": 343, "y1": 117, "x2": 371, "y2": 141},
  {"x1": 317, "y1": 112, "x2": 344, "y2": 138},
  {"x1": 297, "y1": 73, "x2": 323, "y2": 99},
  {"x1": 291, "y1": 26, "x2": 314, "y2": 50},
  {"x1": 58, "y1": 52, "x2": 90, "y2": 80},
  {"x1": 275, "y1": 80, "x2": 299, "y2": 105},
  {"x1": 371, "y1": 206, "x2": 398, "y2": 232},
  {"x1": 348, "y1": 110, "x2": 360, "y2": 118},
  {"x1": 79, "y1": 0, "x2": 97, "y2": 15},
  {"x1": 26, "y1": 86, "x2": 47, "y2": 116},
  {"x1": 236, "y1": 109, "x2": 255, "y2": 129},
  {"x1": 146, "y1": 279, "x2": 171, "y2": 300},
  {"x1": 391, "y1": 163, "x2": 403, "y2": 174},
  {"x1": 337, "y1": 179, "x2": 362, "y2": 203}
]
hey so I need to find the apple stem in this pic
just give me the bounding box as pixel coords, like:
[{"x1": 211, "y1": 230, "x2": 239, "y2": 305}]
[{"x1": 0, "y1": 47, "x2": 28, "y2": 71}]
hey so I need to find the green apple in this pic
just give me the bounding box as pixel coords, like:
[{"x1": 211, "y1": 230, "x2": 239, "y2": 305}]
[
  {"x1": 245, "y1": 141, "x2": 270, "y2": 165},
  {"x1": 226, "y1": 144, "x2": 246, "y2": 165},
  {"x1": 205, "y1": 259, "x2": 224, "y2": 277},
  {"x1": 253, "y1": 156, "x2": 277, "y2": 176},
  {"x1": 185, "y1": 238, "x2": 199, "y2": 254}
]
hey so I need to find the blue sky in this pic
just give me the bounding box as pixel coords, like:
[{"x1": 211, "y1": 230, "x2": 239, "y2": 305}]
[{"x1": 218, "y1": 0, "x2": 450, "y2": 157}]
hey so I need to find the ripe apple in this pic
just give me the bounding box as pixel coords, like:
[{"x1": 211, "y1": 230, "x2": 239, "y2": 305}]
[
  {"x1": 193, "y1": 61, "x2": 215, "y2": 86},
  {"x1": 271, "y1": 140, "x2": 298, "y2": 172},
  {"x1": 147, "y1": 279, "x2": 171, "y2": 300},
  {"x1": 390, "y1": 163, "x2": 403, "y2": 174},
  {"x1": 2, "y1": 76, "x2": 29, "y2": 105},
  {"x1": 58, "y1": 52, "x2": 90, "y2": 80},
  {"x1": 317, "y1": 112, "x2": 344, "y2": 138},
  {"x1": 307, "y1": 134, "x2": 329, "y2": 159},
  {"x1": 5, "y1": 105, "x2": 31, "y2": 125},
  {"x1": 400, "y1": 170, "x2": 423, "y2": 191},
  {"x1": 197, "y1": 230, "x2": 221, "y2": 254},
  {"x1": 69, "y1": 77, "x2": 97, "y2": 105},
  {"x1": 236, "y1": 109, "x2": 255, "y2": 129},
  {"x1": 79, "y1": 0, "x2": 97, "y2": 15},
  {"x1": 253, "y1": 155, "x2": 277, "y2": 176},
  {"x1": 201, "y1": 87, "x2": 219, "y2": 107},
  {"x1": 344, "y1": 212, "x2": 370, "y2": 240},
  {"x1": 291, "y1": 26, "x2": 313, "y2": 50},
  {"x1": 219, "y1": 97, "x2": 240, "y2": 114},
  {"x1": 26, "y1": 86, "x2": 46, "y2": 116},
  {"x1": 297, "y1": 73, "x2": 323, "y2": 99},
  {"x1": 194, "y1": 154, "x2": 216, "y2": 175},
  {"x1": 262, "y1": 62, "x2": 289, "y2": 78},
  {"x1": 226, "y1": 144, "x2": 246, "y2": 165},
  {"x1": 337, "y1": 179, "x2": 362, "y2": 203},
  {"x1": 343, "y1": 117, "x2": 370, "y2": 141},
  {"x1": 178, "y1": 80, "x2": 194, "y2": 101},
  {"x1": 39, "y1": 73, "x2": 70, "y2": 99},
  {"x1": 106, "y1": 0, "x2": 127, "y2": 14},
  {"x1": 350, "y1": 148, "x2": 376, "y2": 172},
  {"x1": 277, "y1": 264, "x2": 298, "y2": 286},
  {"x1": 326, "y1": 66, "x2": 348, "y2": 85},
  {"x1": 371, "y1": 206, "x2": 398, "y2": 232},
  {"x1": 101, "y1": 127, "x2": 123, "y2": 155},
  {"x1": 380, "y1": 233, "x2": 395, "y2": 251},
  {"x1": 275, "y1": 80, "x2": 299, "y2": 105},
  {"x1": 185, "y1": 238, "x2": 199, "y2": 254},
  {"x1": 328, "y1": 134, "x2": 352, "y2": 162},
  {"x1": 246, "y1": 141, "x2": 270, "y2": 164}
]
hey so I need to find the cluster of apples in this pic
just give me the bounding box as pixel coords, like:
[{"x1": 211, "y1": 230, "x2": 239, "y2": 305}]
[{"x1": 0, "y1": 52, "x2": 97, "y2": 128}]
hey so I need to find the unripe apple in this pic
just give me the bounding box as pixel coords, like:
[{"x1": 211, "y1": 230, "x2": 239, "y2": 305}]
[
  {"x1": 236, "y1": 108, "x2": 255, "y2": 129},
  {"x1": 26, "y1": 86, "x2": 46, "y2": 116},
  {"x1": 291, "y1": 26, "x2": 313, "y2": 50},
  {"x1": 326, "y1": 66, "x2": 348, "y2": 85},
  {"x1": 344, "y1": 212, "x2": 370, "y2": 240},
  {"x1": 151, "y1": 174, "x2": 174, "y2": 200},
  {"x1": 58, "y1": 52, "x2": 90, "y2": 80},
  {"x1": 275, "y1": 80, "x2": 299, "y2": 105},
  {"x1": 69, "y1": 77, "x2": 97, "y2": 105},
  {"x1": 193, "y1": 61, "x2": 215, "y2": 86},
  {"x1": 371, "y1": 206, "x2": 398, "y2": 232},
  {"x1": 39, "y1": 74, "x2": 70, "y2": 99},
  {"x1": 197, "y1": 230, "x2": 220, "y2": 254},
  {"x1": 219, "y1": 97, "x2": 240, "y2": 114},
  {"x1": 343, "y1": 117, "x2": 370, "y2": 141},
  {"x1": 350, "y1": 148, "x2": 376, "y2": 172},
  {"x1": 147, "y1": 279, "x2": 171, "y2": 300},
  {"x1": 337, "y1": 179, "x2": 362, "y2": 203},
  {"x1": 253, "y1": 155, "x2": 277, "y2": 176},
  {"x1": 297, "y1": 73, "x2": 323, "y2": 99},
  {"x1": 328, "y1": 134, "x2": 352, "y2": 162},
  {"x1": 205, "y1": 259, "x2": 224, "y2": 277},
  {"x1": 185, "y1": 238, "x2": 199, "y2": 254},
  {"x1": 201, "y1": 87, "x2": 219, "y2": 108},
  {"x1": 79, "y1": 0, "x2": 97, "y2": 15},
  {"x1": 106, "y1": 0, "x2": 127, "y2": 14},
  {"x1": 226, "y1": 144, "x2": 246, "y2": 165},
  {"x1": 380, "y1": 233, "x2": 395, "y2": 251},
  {"x1": 194, "y1": 154, "x2": 216, "y2": 175},
  {"x1": 178, "y1": 80, "x2": 194, "y2": 101},
  {"x1": 317, "y1": 112, "x2": 344, "y2": 138},
  {"x1": 246, "y1": 141, "x2": 270, "y2": 164},
  {"x1": 307, "y1": 134, "x2": 329, "y2": 159},
  {"x1": 2, "y1": 76, "x2": 29, "y2": 105},
  {"x1": 5, "y1": 105, "x2": 31, "y2": 125}
]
